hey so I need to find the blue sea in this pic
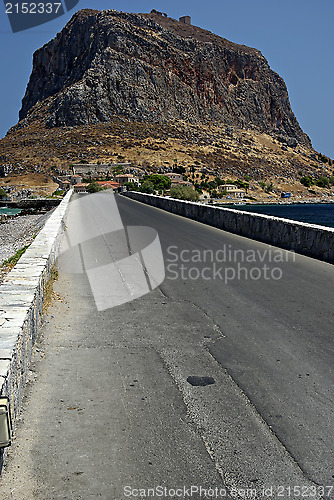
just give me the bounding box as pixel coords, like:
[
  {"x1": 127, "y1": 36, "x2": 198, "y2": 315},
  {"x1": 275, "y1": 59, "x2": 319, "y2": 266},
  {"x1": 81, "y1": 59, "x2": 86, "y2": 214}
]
[
  {"x1": 0, "y1": 208, "x2": 21, "y2": 216},
  {"x1": 230, "y1": 203, "x2": 334, "y2": 228}
]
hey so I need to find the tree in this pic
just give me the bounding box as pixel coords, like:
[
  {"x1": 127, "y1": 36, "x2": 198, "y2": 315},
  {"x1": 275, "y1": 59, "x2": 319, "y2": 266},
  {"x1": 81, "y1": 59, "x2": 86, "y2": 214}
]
[
  {"x1": 315, "y1": 176, "x2": 330, "y2": 188},
  {"x1": 200, "y1": 181, "x2": 210, "y2": 190},
  {"x1": 144, "y1": 175, "x2": 171, "y2": 191},
  {"x1": 265, "y1": 182, "x2": 273, "y2": 193},
  {"x1": 124, "y1": 182, "x2": 139, "y2": 191},
  {"x1": 236, "y1": 179, "x2": 249, "y2": 192},
  {"x1": 140, "y1": 181, "x2": 155, "y2": 194},
  {"x1": 170, "y1": 185, "x2": 199, "y2": 202},
  {"x1": 300, "y1": 176, "x2": 314, "y2": 187},
  {"x1": 173, "y1": 165, "x2": 186, "y2": 175},
  {"x1": 0, "y1": 188, "x2": 7, "y2": 199},
  {"x1": 87, "y1": 181, "x2": 103, "y2": 193},
  {"x1": 208, "y1": 180, "x2": 217, "y2": 189},
  {"x1": 318, "y1": 153, "x2": 328, "y2": 164},
  {"x1": 194, "y1": 183, "x2": 203, "y2": 194}
]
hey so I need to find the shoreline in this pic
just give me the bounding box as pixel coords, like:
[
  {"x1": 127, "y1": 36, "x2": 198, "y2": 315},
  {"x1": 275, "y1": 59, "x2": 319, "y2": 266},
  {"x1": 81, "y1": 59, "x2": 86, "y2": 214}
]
[
  {"x1": 0, "y1": 206, "x2": 52, "y2": 222},
  {"x1": 210, "y1": 198, "x2": 334, "y2": 206}
]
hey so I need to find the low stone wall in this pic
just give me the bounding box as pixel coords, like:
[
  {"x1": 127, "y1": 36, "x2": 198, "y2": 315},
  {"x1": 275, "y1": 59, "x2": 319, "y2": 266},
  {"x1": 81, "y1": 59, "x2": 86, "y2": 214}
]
[
  {"x1": 0, "y1": 190, "x2": 72, "y2": 466},
  {"x1": 123, "y1": 192, "x2": 334, "y2": 263},
  {"x1": 0, "y1": 198, "x2": 61, "y2": 209}
]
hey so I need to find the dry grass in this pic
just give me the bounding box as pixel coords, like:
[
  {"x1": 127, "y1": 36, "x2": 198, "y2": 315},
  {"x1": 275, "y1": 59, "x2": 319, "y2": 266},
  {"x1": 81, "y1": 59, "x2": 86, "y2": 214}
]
[
  {"x1": 0, "y1": 116, "x2": 332, "y2": 199},
  {"x1": 42, "y1": 265, "x2": 59, "y2": 314},
  {"x1": 0, "y1": 173, "x2": 58, "y2": 196},
  {"x1": 0, "y1": 245, "x2": 30, "y2": 284}
]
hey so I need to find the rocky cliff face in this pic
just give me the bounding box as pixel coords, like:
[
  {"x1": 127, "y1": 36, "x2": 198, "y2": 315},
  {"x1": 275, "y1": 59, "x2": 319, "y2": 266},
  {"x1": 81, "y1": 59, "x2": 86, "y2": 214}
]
[{"x1": 19, "y1": 9, "x2": 310, "y2": 145}]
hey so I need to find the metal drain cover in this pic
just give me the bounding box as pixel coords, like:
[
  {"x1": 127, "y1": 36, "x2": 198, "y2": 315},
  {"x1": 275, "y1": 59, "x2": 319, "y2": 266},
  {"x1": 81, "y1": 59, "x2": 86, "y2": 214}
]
[{"x1": 187, "y1": 376, "x2": 215, "y2": 387}]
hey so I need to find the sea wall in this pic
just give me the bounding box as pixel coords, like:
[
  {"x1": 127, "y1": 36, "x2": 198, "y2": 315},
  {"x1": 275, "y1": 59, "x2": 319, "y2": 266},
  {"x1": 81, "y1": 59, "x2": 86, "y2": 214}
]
[
  {"x1": 123, "y1": 192, "x2": 334, "y2": 263},
  {"x1": 0, "y1": 198, "x2": 61, "y2": 209},
  {"x1": 0, "y1": 190, "x2": 72, "y2": 466}
]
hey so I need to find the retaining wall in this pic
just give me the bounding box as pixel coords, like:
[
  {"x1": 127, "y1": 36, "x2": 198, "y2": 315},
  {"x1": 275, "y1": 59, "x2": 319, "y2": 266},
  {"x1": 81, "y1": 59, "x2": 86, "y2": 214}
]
[
  {"x1": 0, "y1": 198, "x2": 61, "y2": 209},
  {"x1": 123, "y1": 192, "x2": 334, "y2": 263},
  {"x1": 0, "y1": 190, "x2": 72, "y2": 466}
]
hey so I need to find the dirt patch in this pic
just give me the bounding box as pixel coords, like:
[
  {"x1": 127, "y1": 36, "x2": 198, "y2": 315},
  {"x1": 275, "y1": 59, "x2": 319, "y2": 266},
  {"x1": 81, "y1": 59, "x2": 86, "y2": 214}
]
[
  {"x1": 256, "y1": 135, "x2": 281, "y2": 151},
  {"x1": 0, "y1": 173, "x2": 58, "y2": 196}
]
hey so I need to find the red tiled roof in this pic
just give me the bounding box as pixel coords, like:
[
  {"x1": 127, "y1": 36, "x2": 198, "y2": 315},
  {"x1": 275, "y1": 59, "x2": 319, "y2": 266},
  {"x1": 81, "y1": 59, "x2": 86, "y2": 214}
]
[{"x1": 96, "y1": 181, "x2": 121, "y2": 188}]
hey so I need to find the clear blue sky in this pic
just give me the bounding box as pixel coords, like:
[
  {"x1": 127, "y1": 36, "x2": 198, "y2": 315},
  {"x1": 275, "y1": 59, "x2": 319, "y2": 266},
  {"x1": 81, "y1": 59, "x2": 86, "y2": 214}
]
[{"x1": 0, "y1": 0, "x2": 333, "y2": 158}]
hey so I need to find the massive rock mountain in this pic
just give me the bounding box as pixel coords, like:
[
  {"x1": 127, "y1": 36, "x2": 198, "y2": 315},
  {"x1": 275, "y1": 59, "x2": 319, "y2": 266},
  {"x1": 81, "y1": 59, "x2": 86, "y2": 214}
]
[{"x1": 19, "y1": 9, "x2": 310, "y2": 146}]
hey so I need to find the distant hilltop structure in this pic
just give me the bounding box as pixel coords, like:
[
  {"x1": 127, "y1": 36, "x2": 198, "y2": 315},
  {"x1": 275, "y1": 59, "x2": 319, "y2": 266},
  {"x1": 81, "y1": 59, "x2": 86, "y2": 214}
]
[
  {"x1": 71, "y1": 163, "x2": 132, "y2": 176},
  {"x1": 150, "y1": 9, "x2": 167, "y2": 17},
  {"x1": 179, "y1": 16, "x2": 191, "y2": 25},
  {"x1": 150, "y1": 9, "x2": 191, "y2": 25}
]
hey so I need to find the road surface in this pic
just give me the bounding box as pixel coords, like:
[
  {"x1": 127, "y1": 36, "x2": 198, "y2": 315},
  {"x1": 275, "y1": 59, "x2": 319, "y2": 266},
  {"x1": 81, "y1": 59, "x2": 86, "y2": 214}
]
[{"x1": 1, "y1": 192, "x2": 333, "y2": 499}]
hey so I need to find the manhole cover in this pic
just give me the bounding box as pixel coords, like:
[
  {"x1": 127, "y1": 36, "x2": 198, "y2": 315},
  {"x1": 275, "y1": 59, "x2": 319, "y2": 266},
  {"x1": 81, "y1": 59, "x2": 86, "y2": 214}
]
[{"x1": 187, "y1": 376, "x2": 215, "y2": 387}]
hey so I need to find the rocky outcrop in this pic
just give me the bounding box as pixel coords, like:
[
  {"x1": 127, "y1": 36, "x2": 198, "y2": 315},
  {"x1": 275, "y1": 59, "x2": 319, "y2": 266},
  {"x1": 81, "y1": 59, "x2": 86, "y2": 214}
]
[{"x1": 19, "y1": 9, "x2": 310, "y2": 145}]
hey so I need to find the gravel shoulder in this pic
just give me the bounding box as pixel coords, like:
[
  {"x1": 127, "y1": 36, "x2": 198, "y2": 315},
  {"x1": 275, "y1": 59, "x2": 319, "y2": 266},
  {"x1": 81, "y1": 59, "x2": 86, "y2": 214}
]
[{"x1": 0, "y1": 212, "x2": 52, "y2": 282}]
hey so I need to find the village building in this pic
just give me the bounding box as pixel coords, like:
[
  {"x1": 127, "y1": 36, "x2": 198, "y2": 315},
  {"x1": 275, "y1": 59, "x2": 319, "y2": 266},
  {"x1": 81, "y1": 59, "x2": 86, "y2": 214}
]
[
  {"x1": 58, "y1": 180, "x2": 71, "y2": 191},
  {"x1": 170, "y1": 180, "x2": 195, "y2": 189},
  {"x1": 163, "y1": 173, "x2": 184, "y2": 182},
  {"x1": 72, "y1": 163, "x2": 132, "y2": 177},
  {"x1": 114, "y1": 174, "x2": 139, "y2": 186},
  {"x1": 218, "y1": 184, "x2": 247, "y2": 198},
  {"x1": 73, "y1": 183, "x2": 89, "y2": 193},
  {"x1": 71, "y1": 175, "x2": 82, "y2": 185},
  {"x1": 96, "y1": 181, "x2": 121, "y2": 191}
]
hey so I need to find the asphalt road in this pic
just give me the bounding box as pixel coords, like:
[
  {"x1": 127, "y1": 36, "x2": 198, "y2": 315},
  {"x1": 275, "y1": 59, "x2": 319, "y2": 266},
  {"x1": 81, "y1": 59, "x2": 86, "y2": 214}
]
[{"x1": 1, "y1": 192, "x2": 333, "y2": 499}]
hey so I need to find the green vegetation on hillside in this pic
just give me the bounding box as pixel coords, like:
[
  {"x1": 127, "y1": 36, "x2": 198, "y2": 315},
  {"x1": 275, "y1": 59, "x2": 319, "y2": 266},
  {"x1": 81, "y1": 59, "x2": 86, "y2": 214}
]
[{"x1": 300, "y1": 175, "x2": 334, "y2": 188}]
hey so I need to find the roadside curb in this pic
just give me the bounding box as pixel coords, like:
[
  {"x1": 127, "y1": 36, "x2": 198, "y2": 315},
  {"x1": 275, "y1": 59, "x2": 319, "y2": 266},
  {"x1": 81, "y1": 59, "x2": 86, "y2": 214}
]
[{"x1": 0, "y1": 190, "x2": 72, "y2": 467}]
